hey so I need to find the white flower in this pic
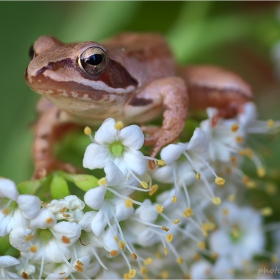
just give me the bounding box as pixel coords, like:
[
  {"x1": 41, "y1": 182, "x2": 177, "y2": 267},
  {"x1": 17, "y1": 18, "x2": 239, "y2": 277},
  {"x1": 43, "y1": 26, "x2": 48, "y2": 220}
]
[
  {"x1": 0, "y1": 256, "x2": 20, "y2": 279},
  {"x1": 209, "y1": 202, "x2": 265, "y2": 269},
  {"x1": 0, "y1": 178, "x2": 41, "y2": 236},
  {"x1": 47, "y1": 195, "x2": 85, "y2": 222},
  {"x1": 83, "y1": 118, "x2": 147, "y2": 177},
  {"x1": 9, "y1": 221, "x2": 81, "y2": 263}
]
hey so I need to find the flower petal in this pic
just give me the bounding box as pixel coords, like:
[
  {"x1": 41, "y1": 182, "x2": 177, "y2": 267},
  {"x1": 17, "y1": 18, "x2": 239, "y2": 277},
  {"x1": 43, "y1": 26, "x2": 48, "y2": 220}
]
[
  {"x1": 0, "y1": 255, "x2": 20, "y2": 268},
  {"x1": 84, "y1": 186, "x2": 107, "y2": 210},
  {"x1": 160, "y1": 143, "x2": 186, "y2": 165},
  {"x1": 17, "y1": 194, "x2": 41, "y2": 219},
  {"x1": 122, "y1": 150, "x2": 147, "y2": 175},
  {"x1": 94, "y1": 118, "x2": 117, "y2": 144},
  {"x1": 29, "y1": 208, "x2": 56, "y2": 229},
  {"x1": 51, "y1": 221, "x2": 81, "y2": 247},
  {"x1": 104, "y1": 162, "x2": 125, "y2": 185},
  {"x1": 83, "y1": 143, "x2": 111, "y2": 170},
  {"x1": 0, "y1": 178, "x2": 18, "y2": 201},
  {"x1": 186, "y1": 128, "x2": 209, "y2": 154},
  {"x1": 119, "y1": 125, "x2": 144, "y2": 150}
]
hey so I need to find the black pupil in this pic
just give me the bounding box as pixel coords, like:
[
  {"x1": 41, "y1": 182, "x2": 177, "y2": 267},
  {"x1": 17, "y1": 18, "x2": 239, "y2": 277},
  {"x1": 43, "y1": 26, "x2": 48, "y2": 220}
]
[
  {"x1": 86, "y1": 54, "x2": 103, "y2": 65},
  {"x1": 29, "y1": 44, "x2": 35, "y2": 60}
]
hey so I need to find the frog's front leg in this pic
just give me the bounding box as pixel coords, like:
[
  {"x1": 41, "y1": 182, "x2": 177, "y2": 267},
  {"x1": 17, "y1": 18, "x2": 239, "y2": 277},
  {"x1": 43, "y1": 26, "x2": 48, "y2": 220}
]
[
  {"x1": 33, "y1": 106, "x2": 80, "y2": 179},
  {"x1": 126, "y1": 77, "x2": 188, "y2": 159}
]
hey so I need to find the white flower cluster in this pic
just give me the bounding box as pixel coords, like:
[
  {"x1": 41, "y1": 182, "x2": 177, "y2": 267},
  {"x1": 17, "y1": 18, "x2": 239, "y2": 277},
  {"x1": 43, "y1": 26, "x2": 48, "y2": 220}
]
[{"x1": 0, "y1": 102, "x2": 279, "y2": 279}]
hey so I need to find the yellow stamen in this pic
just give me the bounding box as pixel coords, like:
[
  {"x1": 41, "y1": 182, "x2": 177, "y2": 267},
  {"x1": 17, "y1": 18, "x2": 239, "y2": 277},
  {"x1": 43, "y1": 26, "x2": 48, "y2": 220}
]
[
  {"x1": 177, "y1": 256, "x2": 184, "y2": 264},
  {"x1": 149, "y1": 184, "x2": 158, "y2": 196},
  {"x1": 260, "y1": 207, "x2": 273, "y2": 216},
  {"x1": 231, "y1": 123, "x2": 239, "y2": 133},
  {"x1": 194, "y1": 253, "x2": 200, "y2": 261},
  {"x1": 257, "y1": 167, "x2": 266, "y2": 178},
  {"x1": 114, "y1": 236, "x2": 118, "y2": 243},
  {"x1": 222, "y1": 208, "x2": 229, "y2": 216},
  {"x1": 267, "y1": 119, "x2": 275, "y2": 128},
  {"x1": 212, "y1": 196, "x2": 221, "y2": 205},
  {"x1": 30, "y1": 245, "x2": 38, "y2": 253},
  {"x1": 124, "y1": 273, "x2": 130, "y2": 280},
  {"x1": 144, "y1": 258, "x2": 153, "y2": 265},
  {"x1": 131, "y1": 253, "x2": 137, "y2": 259},
  {"x1": 46, "y1": 217, "x2": 54, "y2": 224},
  {"x1": 98, "y1": 177, "x2": 107, "y2": 186},
  {"x1": 230, "y1": 156, "x2": 238, "y2": 166},
  {"x1": 211, "y1": 252, "x2": 218, "y2": 260},
  {"x1": 215, "y1": 177, "x2": 225, "y2": 185},
  {"x1": 202, "y1": 222, "x2": 215, "y2": 232},
  {"x1": 84, "y1": 126, "x2": 92, "y2": 135},
  {"x1": 141, "y1": 181, "x2": 149, "y2": 189},
  {"x1": 197, "y1": 242, "x2": 206, "y2": 249},
  {"x1": 110, "y1": 250, "x2": 118, "y2": 257},
  {"x1": 227, "y1": 194, "x2": 235, "y2": 201},
  {"x1": 22, "y1": 272, "x2": 28, "y2": 279},
  {"x1": 196, "y1": 173, "x2": 201, "y2": 180},
  {"x1": 161, "y1": 226, "x2": 169, "y2": 232},
  {"x1": 25, "y1": 234, "x2": 34, "y2": 242},
  {"x1": 156, "y1": 204, "x2": 164, "y2": 213},
  {"x1": 244, "y1": 148, "x2": 253, "y2": 159},
  {"x1": 115, "y1": 121, "x2": 124, "y2": 130},
  {"x1": 243, "y1": 176, "x2": 256, "y2": 188},
  {"x1": 173, "y1": 219, "x2": 180, "y2": 224},
  {"x1": 61, "y1": 235, "x2": 70, "y2": 244},
  {"x1": 59, "y1": 207, "x2": 67, "y2": 213},
  {"x1": 235, "y1": 136, "x2": 243, "y2": 143},
  {"x1": 2, "y1": 208, "x2": 9, "y2": 215},
  {"x1": 125, "y1": 199, "x2": 133, "y2": 208},
  {"x1": 164, "y1": 247, "x2": 168, "y2": 255},
  {"x1": 166, "y1": 234, "x2": 173, "y2": 243},
  {"x1": 156, "y1": 159, "x2": 166, "y2": 166},
  {"x1": 183, "y1": 207, "x2": 193, "y2": 218},
  {"x1": 171, "y1": 196, "x2": 178, "y2": 203},
  {"x1": 161, "y1": 271, "x2": 169, "y2": 279},
  {"x1": 119, "y1": 241, "x2": 126, "y2": 250},
  {"x1": 141, "y1": 267, "x2": 147, "y2": 274},
  {"x1": 129, "y1": 269, "x2": 136, "y2": 278}
]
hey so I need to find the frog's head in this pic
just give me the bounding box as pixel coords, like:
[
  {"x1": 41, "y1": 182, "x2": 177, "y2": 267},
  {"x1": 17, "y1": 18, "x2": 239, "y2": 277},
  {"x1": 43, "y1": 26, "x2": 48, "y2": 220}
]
[{"x1": 25, "y1": 36, "x2": 138, "y2": 102}]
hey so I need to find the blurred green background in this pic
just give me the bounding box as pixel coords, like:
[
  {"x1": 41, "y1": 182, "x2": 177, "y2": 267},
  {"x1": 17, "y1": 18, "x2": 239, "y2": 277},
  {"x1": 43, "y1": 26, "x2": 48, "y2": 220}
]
[{"x1": 1, "y1": 1, "x2": 280, "y2": 183}]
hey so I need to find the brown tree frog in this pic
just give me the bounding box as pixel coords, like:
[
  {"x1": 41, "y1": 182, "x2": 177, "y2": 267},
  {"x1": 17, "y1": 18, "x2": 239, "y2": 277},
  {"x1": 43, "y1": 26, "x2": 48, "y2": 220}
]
[{"x1": 25, "y1": 33, "x2": 252, "y2": 178}]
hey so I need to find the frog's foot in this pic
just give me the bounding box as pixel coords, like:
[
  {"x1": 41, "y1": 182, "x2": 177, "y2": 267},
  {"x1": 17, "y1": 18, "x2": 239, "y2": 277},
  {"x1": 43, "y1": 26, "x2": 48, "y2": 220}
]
[
  {"x1": 144, "y1": 127, "x2": 173, "y2": 169},
  {"x1": 33, "y1": 159, "x2": 80, "y2": 179}
]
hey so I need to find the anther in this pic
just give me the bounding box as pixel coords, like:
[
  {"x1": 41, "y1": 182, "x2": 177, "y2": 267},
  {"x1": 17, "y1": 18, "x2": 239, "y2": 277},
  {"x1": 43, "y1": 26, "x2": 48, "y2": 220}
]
[
  {"x1": 212, "y1": 196, "x2": 221, "y2": 205},
  {"x1": 215, "y1": 177, "x2": 225, "y2": 185},
  {"x1": 196, "y1": 173, "x2": 201, "y2": 180},
  {"x1": 173, "y1": 219, "x2": 180, "y2": 224},
  {"x1": 156, "y1": 204, "x2": 164, "y2": 213},
  {"x1": 110, "y1": 250, "x2": 118, "y2": 257},
  {"x1": 156, "y1": 159, "x2": 166, "y2": 166},
  {"x1": 149, "y1": 184, "x2": 158, "y2": 196},
  {"x1": 166, "y1": 234, "x2": 173, "y2": 243},
  {"x1": 141, "y1": 181, "x2": 149, "y2": 189},
  {"x1": 161, "y1": 226, "x2": 169, "y2": 232},
  {"x1": 84, "y1": 126, "x2": 92, "y2": 135},
  {"x1": 115, "y1": 121, "x2": 124, "y2": 130},
  {"x1": 231, "y1": 123, "x2": 239, "y2": 133},
  {"x1": 98, "y1": 177, "x2": 107, "y2": 185},
  {"x1": 131, "y1": 253, "x2": 137, "y2": 259},
  {"x1": 171, "y1": 196, "x2": 178, "y2": 203}
]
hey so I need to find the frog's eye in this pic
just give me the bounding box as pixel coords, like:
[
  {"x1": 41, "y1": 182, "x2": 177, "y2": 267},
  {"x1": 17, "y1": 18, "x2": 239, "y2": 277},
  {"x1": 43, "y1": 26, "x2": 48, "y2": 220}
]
[
  {"x1": 29, "y1": 44, "x2": 35, "y2": 60},
  {"x1": 78, "y1": 47, "x2": 108, "y2": 75}
]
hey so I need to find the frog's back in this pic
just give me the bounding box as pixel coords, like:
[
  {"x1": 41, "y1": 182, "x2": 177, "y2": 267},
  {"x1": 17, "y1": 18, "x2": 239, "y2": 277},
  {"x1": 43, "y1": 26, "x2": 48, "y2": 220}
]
[{"x1": 102, "y1": 33, "x2": 176, "y2": 86}]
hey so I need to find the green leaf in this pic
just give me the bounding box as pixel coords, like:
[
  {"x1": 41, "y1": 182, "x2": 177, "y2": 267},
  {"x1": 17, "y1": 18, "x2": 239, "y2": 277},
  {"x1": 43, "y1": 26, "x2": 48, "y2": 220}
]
[
  {"x1": 0, "y1": 236, "x2": 10, "y2": 255},
  {"x1": 50, "y1": 175, "x2": 69, "y2": 199},
  {"x1": 71, "y1": 174, "x2": 99, "y2": 191},
  {"x1": 105, "y1": 190, "x2": 115, "y2": 199},
  {"x1": 17, "y1": 179, "x2": 42, "y2": 195}
]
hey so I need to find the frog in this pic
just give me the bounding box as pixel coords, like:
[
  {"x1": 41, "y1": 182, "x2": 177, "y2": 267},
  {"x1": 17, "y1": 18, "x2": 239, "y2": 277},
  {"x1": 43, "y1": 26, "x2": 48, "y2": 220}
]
[{"x1": 25, "y1": 33, "x2": 252, "y2": 179}]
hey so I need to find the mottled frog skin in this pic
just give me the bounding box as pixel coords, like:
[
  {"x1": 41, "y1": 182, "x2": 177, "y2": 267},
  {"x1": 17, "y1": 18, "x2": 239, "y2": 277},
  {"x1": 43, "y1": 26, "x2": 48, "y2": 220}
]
[{"x1": 25, "y1": 33, "x2": 252, "y2": 178}]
